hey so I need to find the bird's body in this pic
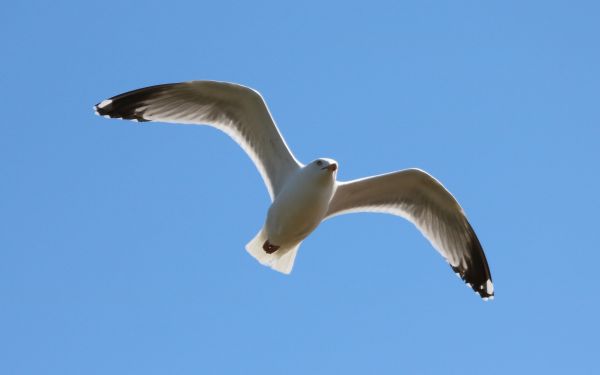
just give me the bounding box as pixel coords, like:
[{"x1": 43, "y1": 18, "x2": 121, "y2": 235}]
[
  {"x1": 265, "y1": 160, "x2": 337, "y2": 248},
  {"x1": 95, "y1": 80, "x2": 495, "y2": 300}
]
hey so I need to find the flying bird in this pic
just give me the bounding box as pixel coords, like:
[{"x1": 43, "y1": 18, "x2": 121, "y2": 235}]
[{"x1": 94, "y1": 81, "x2": 494, "y2": 300}]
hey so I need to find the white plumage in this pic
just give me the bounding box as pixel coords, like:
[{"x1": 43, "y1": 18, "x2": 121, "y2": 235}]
[{"x1": 94, "y1": 80, "x2": 494, "y2": 300}]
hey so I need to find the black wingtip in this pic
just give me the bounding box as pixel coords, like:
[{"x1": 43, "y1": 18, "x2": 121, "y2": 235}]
[
  {"x1": 450, "y1": 223, "x2": 494, "y2": 301},
  {"x1": 452, "y1": 264, "x2": 494, "y2": 301},
  {"x1": 93, "y1": 83, "x2": 176, "y2": 122},
  {"x1": 93, "y1": 98, "x2": 150, "y2": 122}
]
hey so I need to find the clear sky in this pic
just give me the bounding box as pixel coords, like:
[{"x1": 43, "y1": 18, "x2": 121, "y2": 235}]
[{"x1": 2, "y1": 1, "x2": 599, "y2": 374}]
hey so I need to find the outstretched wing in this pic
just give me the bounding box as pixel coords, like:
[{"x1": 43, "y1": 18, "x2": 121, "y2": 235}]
[
  {"x1": 326, "y1": 168, "x2": 494, "y2": 299},
  {"x1": 94, "y1": 81, "x2": 301, "y2": 200}
]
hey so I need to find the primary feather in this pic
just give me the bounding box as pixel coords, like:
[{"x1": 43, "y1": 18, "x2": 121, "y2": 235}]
[
  {"x1": 94, "y1": 80, "x2": 300, "y2": 200},
  {"x1": 327, "y1": 168, "x2": 493, "y2": 299}
]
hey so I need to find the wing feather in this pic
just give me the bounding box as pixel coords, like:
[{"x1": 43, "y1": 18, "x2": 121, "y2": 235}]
[
  {"x1": 94, "y1": 81, "x2": 301, "y2": 199},
  {"x1": 326, "y1": 168, "x2": 494, "y2": 299}
]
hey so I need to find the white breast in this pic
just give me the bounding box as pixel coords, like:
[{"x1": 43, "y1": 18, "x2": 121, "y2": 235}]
[{"x1": 265, "y1": 168, "x2": 335, "y2": 246}]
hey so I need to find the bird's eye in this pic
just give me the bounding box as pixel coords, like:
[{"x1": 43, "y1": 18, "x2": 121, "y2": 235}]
[{"x1": 316, "y1": 160, "x2": 323, "y2": 166}]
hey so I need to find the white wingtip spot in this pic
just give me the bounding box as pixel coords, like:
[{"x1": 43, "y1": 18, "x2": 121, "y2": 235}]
[
  {"x1": 98, "y1": 99, "x2": 112, "y2": 109},
  {"x1": 486, "y1": 279, "x2": 494, "y2": 295}
]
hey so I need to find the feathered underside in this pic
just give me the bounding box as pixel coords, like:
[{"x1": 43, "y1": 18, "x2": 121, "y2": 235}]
[
  {"x1": 94, "y1": 80, "x2": 301, "y2": 200},
  {"x1": 327, "y1": 168, "x2": 494, "y2": 300}
]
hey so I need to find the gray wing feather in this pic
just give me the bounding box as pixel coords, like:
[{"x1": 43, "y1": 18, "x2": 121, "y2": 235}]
[
  {"x1": 94, "y1": 81, "x2": 301, "y2": 200},
  {"x1": 326, "y1": 168, "x2": 494, "y2": 299}
]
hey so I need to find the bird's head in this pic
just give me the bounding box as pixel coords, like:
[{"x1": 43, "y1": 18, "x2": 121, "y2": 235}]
[{"x1": 310, "y1": 158, "x2": 338, "y2": 176}]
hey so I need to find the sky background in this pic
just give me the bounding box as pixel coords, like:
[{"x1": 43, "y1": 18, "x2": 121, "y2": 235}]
[{"x1": 2, "y1": 1, "x2": 599, "y2": 374}]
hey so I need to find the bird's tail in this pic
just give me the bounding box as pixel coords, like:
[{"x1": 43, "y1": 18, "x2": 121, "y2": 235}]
[{"x1": 245, "y1": 228, "x2": 301, "y2": 274}]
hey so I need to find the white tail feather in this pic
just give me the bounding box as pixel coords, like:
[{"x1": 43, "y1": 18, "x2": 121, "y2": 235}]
[
  {"x1": 245, "y1": 228, "x2": 301, "y2": 274},
  {"x1": 245, "y1": 228, "x2": 270, "y2": 265}
]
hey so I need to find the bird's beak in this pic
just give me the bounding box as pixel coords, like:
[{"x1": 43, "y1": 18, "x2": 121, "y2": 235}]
[{"x1": 322, "y1": 164, "x2": 338, "y2": 172}]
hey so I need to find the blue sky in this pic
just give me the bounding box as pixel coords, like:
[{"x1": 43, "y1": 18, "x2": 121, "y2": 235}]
[{"x1": 2, "y1": 0, "x2": 599, "y2": 373}]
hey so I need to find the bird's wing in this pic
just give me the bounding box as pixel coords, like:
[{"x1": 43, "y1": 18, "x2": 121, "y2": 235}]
[
  {"x1": 94, "y1": 81, "x2": 301, "y2": 200},
  {"x1": 326, "y1": 168, "x2": 493, "y2": 299}
]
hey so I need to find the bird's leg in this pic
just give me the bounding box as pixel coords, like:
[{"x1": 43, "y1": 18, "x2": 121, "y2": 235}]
[{"x1": 262, "y1": 240, "x2": 280, "y2": 254}]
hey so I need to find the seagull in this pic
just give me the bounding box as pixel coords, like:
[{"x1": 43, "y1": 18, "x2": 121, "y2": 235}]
[{"x1": 94, "y1": 80, "x2": 494, "y2": 300}]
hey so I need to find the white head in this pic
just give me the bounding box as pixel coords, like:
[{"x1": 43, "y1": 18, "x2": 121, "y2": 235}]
[{"x1": 305, "y1": 158, "x2": 338, "y2": 180}]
